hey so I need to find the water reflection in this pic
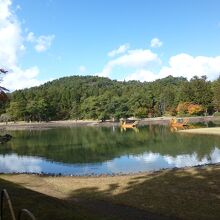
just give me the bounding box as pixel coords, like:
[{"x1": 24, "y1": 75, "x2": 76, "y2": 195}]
[
  {"x1": 0, "y1": 125, "x2": 219, "y2": 175},
  {"x1": 0, "y1": 154, "x2": 42, "y2": 173},
  {"x1": 0, "y1": 147, "x2": 220, "y2": 175}
]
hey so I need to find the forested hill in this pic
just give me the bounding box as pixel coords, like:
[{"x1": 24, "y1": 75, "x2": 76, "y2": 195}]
[{"x1": 1, "y1": 75, "x2": 220, "y2": 121}]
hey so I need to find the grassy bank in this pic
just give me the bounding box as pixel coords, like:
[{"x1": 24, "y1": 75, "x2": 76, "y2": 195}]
[{"x1": 1, "y1": 164, "x2": 220, "y2": 220}]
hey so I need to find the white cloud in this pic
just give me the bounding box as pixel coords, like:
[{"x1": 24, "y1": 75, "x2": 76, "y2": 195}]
[
  {"x1": 159, "y1": 53, "x2": 220, "y2": 80},
  {"x1": 26, "y1": 31, "x2": 35, "y2": 42},
  {"x1": 98, "y1": 41, "x2": 220, "y2": 82},
  {"x1": 35, "y1": 35, "x2": 55, "y2": 52},
  {"x1": 0, "y1": 0, "x2": 44, "y2": 90},
  {"x1": 16, "y1": 4, "x2": 21, "y2": 11},
  {"x1": 79, "y1": 65, "x2": 86, "y2": 73},
  {"x1": 27, "y1": 32, "x2": 55, "y2": 52},
  {"x1": 1, "y1": 66, "x2": 45, "y2": 90},
  {"x1": 126, "y1": 53, "x2": 220, "y2": 82},
  {"x1": 150, "y1": 38, "x2": 163, "y2": 48},
  {"x1": 0, "y1": 0, "x2": 11, "y2": 21},
  {"x1": 108, "y1": 43, "x2": 129, "y2": 57},
  {"x1": 0, "y1": 0, "x2": 23, "y2": 67},
  {"x1": 97, "y1": 49, "x2": 160, "y2": 77},
  {"x1": 125, "y1": 69, "x2": 161, "y2": 82}
]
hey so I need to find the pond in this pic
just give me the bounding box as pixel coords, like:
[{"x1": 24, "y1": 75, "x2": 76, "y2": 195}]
[{"x1": 0, "y1": 125, "x2": 220, "y2": 175}]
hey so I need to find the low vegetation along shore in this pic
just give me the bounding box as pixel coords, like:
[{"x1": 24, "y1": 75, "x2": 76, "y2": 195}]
[{"x1": 0, "y1": 164, "x2": 220, "y2": 220}]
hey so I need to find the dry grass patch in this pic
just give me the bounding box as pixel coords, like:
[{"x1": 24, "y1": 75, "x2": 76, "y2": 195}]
[{"x1": 1, "y1": 165, "x2": 220, "y2": 220}]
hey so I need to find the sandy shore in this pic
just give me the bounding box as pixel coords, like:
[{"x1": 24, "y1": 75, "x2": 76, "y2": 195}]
[
  {"x1": 179, "y1": 127, "x2": 220, "y2": 135},
  {"x1": 0, "y1": 116, "x2": 219, "y2": 131}
]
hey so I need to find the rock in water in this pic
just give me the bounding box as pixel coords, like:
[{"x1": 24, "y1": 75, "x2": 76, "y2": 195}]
[{"x1": 0, "y1": 134, "x2": 12, "y2": 144}]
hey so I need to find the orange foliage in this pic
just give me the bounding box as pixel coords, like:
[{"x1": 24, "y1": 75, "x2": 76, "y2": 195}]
[
  {"x1": 176, "y1": 102, "x2": 204, "y2": 115},
  {"x1": 188, "y1": 104, "x2": 204, "y2": 115},
  {"x1": 176, "y1": 102, "x2": 190, "y2": 115}
]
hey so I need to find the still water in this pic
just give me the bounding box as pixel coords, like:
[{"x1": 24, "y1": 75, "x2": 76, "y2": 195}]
[{"x1": 0, "y1": 125, "x2": 220, "y2": 175}]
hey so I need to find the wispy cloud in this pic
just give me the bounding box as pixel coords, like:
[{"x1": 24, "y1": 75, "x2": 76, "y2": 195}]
[
  {"x1": 26, "y1": 32, "x2": 55, "y2": 52},
  {"x1": 35, "y1": 35, "x2": 55, "y2": 52},
  {"x1": 108, "y1": 43, "x2": 130, "y2": 57},
  {"x1": 97, "y1": 49, "x2": 160, "y2": 77},
  {"x1": 150, "y1": 38, "x2": 163, "y2": 48}
]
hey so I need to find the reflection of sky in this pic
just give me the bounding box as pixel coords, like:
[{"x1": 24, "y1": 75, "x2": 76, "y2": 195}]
[
  {"x1": 1, "y1": 148, "x2": 220, "y2": 175},
  {"x1": 0, "y1": 154, "x2": 42, "y2": 173},
  {"x1": 106, "y1": 148, "x2": 220, "y2": 173}
]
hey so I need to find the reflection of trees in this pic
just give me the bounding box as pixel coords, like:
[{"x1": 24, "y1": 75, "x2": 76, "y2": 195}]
[{"x1": 0, "y1": 126, "x2": 220, "y2": 164}]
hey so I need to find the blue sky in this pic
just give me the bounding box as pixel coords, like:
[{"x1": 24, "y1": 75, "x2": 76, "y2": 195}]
[{"x1": 1, "y1": 0, "x2": 220, "y2": 90}]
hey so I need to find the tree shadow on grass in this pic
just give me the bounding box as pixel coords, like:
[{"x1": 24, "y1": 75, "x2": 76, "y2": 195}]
[
  {"x1": 68, "y1": 166, "x2": 220, "y2": 220},
  {"x1": 1, "y1": 166, "x2": 220, "y2": 220},
  {"x1": 0, "y1": 178, "x2": 103, "y2": 220}
]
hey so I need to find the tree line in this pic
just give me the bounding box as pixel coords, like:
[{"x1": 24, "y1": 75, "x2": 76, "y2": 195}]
[{"x1": 0, "y1": 75, "x2": 220, "y2": 122}]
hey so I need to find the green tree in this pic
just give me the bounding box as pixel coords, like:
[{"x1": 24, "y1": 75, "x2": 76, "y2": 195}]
[
  {"x1": 190, "y1": 76, "x2": 213, "y2": 114},
  {"x1": 3, "y1": 74, "x2": 217, "y2": 120},
  {"x1": 7, "y1": 101, "x2": 27, "y2": 121},
  {"x1": 212, "y1": 76, "x2": 220, "y2": 112}
]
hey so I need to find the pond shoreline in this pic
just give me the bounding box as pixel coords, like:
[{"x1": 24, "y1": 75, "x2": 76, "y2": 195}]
[
  {"x1": 0, "y1": 162, "x2": 219, "y2": 177},
  {"x1": 0, "y1": 116, "x2": 219, "y2": 131}
]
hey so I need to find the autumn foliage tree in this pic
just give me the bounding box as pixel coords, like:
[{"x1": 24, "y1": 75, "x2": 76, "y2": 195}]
[
  {"x1": 176, "y1": 102, "x2": 190, "y2": 115},
  {"x1": 188, "y1": 103, "x2": 204, "y2": 115},
  {"x1": 176, "y1": 102, "x2": 204, "y2": 116}
]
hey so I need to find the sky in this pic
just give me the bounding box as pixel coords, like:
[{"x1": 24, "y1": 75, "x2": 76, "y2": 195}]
[{"x1": 1, "y1": 0, "x2": 220, "y2": 90}]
